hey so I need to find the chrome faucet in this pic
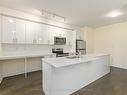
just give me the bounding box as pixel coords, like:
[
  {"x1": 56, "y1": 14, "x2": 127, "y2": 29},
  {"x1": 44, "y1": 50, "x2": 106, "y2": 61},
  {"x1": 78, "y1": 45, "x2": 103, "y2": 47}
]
[{"x1": 76, "y1": 50, "x2": 81, "y2": 58}]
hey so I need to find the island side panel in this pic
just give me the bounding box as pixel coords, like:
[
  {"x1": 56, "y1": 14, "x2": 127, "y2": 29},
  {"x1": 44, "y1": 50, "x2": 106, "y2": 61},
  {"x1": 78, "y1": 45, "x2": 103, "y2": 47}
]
[
  {"x1": 43, "y1": 55, "x2": 110, "y2": 95},
  {"x1": 43, "y1": 62, "x2": 54, "y2": 95}
]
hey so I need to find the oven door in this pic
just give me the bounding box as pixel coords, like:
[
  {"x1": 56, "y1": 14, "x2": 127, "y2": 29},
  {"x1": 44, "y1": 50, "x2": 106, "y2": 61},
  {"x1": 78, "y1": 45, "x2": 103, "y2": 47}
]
[{"x1": 54, "y1": 37, "x2": 66, "y2": 45}]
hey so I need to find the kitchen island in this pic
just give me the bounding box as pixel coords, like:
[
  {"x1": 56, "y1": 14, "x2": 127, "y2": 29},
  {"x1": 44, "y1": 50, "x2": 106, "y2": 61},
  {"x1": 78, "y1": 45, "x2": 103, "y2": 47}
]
[{"x1": 42, "y1": 54, "x2": 110, "y2": 95}]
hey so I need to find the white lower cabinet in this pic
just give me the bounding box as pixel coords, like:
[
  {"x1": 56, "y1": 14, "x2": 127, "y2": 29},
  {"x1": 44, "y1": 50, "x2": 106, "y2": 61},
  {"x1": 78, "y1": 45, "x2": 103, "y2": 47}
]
[{"x1": 2, "y1": 16, "x2": 26, "y2": 44}]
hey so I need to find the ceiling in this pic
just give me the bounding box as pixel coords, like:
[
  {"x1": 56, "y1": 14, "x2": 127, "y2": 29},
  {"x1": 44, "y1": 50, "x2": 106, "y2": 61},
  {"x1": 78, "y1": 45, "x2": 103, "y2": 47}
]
[{"x1": 0, "y1": 0, "x2": 127, "y2": 27}]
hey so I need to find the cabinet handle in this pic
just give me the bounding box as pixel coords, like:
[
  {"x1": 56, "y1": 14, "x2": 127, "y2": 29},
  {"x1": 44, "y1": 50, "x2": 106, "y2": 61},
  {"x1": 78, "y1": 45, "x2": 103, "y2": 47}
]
[
  {"x1": 48, "y1": 40, "x2": 50, "y2": 44},
  {"x1": 13, "y1": 38, "x2": 18, "y2": 43},
  {"x1": 33, "y1": 39, "x2": 37, "y2": 44},
  {"x1": 59, "y1": 34, "x2": 62, "y2": 37}
]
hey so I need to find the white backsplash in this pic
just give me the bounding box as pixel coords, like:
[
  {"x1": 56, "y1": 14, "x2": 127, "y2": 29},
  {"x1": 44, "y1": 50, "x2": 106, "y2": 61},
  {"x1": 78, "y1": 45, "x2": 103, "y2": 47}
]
[{"x1": 1, "y1": 44, "x2": 73, "y2": 56}]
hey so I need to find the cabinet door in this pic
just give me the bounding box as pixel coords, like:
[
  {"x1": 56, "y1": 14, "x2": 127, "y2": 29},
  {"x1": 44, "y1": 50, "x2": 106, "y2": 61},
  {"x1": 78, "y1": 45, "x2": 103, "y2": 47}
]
[
  {"x1": 47, "y1": 26, "x2": 56, "y2": 45},
  {"x1": 26, "y1": 21, "x2": 38, "y2": 44},
  {"x1": 55, "y1": 27, "x2": 66, "y2": 37},
  {"x1": 76, "y1": 31, "x2": 84, "y2": 40},
  {"x1": 66, "y1": 31, "x2": 73, "y2": 45},
  {"x1": 2, "y1": 16, "x2": 16, "y2": 43},
  {"x1": 15, "y1": 19, "x2": 26, "y2": 43},
  {"x1": 26, "y1": 21, "x2": 49, "y2": 44},
  {"x1": 37, "y1": 24, "x2": 48, "y2": 44},
  {"x1": 2, "y1": 16, "x2": 26, "y2": 43},
  {"x1": 47, "y1": 26, "x2": 67, "y2": 44},
  {"x1": 59, "y1": 28, "x2": 67, "y2": 37}
]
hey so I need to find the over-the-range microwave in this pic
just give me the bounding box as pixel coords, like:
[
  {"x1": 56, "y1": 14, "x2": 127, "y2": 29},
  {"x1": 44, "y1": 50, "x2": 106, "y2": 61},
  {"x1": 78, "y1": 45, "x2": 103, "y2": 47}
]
[{"x1": 54, "y1": 37, "x2": 66, "y2": 45}]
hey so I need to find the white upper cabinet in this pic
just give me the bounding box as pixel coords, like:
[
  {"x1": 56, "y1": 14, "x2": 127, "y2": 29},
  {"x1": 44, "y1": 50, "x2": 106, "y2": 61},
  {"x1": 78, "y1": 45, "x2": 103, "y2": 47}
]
[
  {"x1": 26, "y1": 21, "x2": 39, "y2": 44},
  {"x1": 1, "y1": 16, "x2": 74, "y2": 45},
  {"x1": 76, "y1": 31, "x2": 84, "y2": 40},
  {"x1": 37, "y1": 23, "x2": 48, "y2": 44},
  {"x1": 26, "y1": 21, "x2": 49, "y2": 44},
  {"x1": 2, "y1": 16, "x2": 26, "y2": 43},
  {"x1": 15, "y1": 19, "x2": 26, "y2": 43},
  {"x1": 66, "y1": 31, "x2": 74, "y2": 45},
  {"x1": 47, "y1": 26, "x2": 56, "y2": 45},
  {"x1": 47, "y1": 26, "x2": 67, "y2": 45},
  {"x1": 2, "y1": 16, "x2": 16, "y2": 43}
]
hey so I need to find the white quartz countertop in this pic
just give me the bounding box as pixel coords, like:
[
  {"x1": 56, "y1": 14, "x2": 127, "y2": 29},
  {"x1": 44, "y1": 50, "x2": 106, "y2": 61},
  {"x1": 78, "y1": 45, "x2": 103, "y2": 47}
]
[
  {"x1": 42, "y1": 53, "x2": 110, "y2": 68},
  {"x1": 0, "y1": 53, "x2": 54, "y2": 60}
]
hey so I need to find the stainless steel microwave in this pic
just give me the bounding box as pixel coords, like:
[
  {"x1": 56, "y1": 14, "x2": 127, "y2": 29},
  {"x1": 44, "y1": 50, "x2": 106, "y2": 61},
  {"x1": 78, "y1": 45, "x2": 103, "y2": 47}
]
[{"x1": 54, "y1": 37, "x2": 66, "y2": 45}]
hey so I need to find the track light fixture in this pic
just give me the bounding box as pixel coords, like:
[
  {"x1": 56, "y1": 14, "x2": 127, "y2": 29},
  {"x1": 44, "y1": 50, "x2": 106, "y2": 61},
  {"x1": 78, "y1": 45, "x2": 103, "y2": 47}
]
[{"x1": 41, "y1": 9, "x2": 66, "y2": 22}]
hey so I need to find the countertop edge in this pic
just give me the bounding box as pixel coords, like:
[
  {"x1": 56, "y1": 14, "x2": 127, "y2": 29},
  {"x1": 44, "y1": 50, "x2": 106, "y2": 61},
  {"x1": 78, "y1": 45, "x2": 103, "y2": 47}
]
[
  {"x1": 42, "y1": 53, "x2": 110, "y2": 68},
  {"x1": 0, "y1": 53, "x2": 54, "y2": 60}
]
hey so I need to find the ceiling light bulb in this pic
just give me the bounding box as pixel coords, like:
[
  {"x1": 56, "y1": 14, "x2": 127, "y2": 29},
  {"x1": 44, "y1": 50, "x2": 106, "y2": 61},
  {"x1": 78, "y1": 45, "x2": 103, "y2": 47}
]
[{"x1": 106, "y1": 11, "x2": 123, "y2": 18}]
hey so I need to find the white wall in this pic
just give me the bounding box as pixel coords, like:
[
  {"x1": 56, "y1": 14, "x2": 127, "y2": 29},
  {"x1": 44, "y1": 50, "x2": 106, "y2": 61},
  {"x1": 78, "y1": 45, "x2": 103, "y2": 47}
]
[
  {"x1": 94, "y1": 21, "x2": 127, "y2": 69},
  {"x1": 0, "y1": 14, "x2": 2, "y2": 55},
  {"x1": 82, "y1": 22, "x2": 127, "y2": 70},
  {"x1": 0, "y1": 8, "x2": 2, "y2": 82},
  {"x1": 81, "y1": 27, "x2": 94, "y2": 54},
  {"x1": 2, "y1": 44, "x2": 53, "y2": 55}
]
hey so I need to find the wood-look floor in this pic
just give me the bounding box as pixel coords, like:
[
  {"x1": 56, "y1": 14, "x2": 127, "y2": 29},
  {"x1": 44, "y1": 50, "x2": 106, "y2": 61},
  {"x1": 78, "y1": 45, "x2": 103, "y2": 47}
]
[
  {"x1": 72, "y1": 67, "x2": 127, "y2": 95},
  {"x1": 0, "y1": 71, "x2": 44, "y2": 95},
  {"x1": 0, "y1": 67, "x2": 127, "y2": 95}
]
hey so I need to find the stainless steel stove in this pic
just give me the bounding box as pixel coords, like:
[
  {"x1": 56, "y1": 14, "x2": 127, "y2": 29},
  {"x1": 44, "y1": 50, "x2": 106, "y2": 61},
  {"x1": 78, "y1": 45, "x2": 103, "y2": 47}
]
[{"x1": 52, "y1": 48, "x2": 69, "y2": 57}]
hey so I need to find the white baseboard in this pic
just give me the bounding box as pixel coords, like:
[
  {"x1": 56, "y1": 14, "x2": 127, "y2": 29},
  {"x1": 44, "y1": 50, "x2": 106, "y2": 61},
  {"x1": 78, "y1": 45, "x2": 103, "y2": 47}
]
[{"x1": 111, "y1": 65, "x2": 127, "y2": 70}]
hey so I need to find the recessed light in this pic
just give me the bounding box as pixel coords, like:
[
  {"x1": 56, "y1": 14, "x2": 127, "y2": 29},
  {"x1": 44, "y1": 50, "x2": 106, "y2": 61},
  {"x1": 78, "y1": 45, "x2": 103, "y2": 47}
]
[{"x1": 106, "y1": 10, "x2": 123, "y2": 18}]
